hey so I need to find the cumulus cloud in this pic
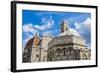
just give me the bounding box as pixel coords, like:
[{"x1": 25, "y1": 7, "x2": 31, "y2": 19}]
[
  {"x1": 41, "y1": 18, "x2": 46, "y2": 23},
  {"x1": 23, "y1": 24, "x2": 38, "y2": 48},
  {"x1": 74, "y1": 18, "x2": 91, "y2": 48},
  {"x1": 23, "y1": 16, "x2": 54, "y2": 48},
  {"x1": 74, "y1": 18, "x2": 91, "y2": 30},
  {"x1": 83, "y1": 18, "x2": 91, "y2": 29},
  {"x1": 34, "y1": 25, "x2": 47, "y2": 30},
  {"x1": 74, "y1": 22, "x2": 81, "y2": 29},
  {"x1": 23, "y1": 23, "x2": 37, "y2": 35},
  {"x1": 34, "y1": 16, "x2": 54, "y2": 30}
]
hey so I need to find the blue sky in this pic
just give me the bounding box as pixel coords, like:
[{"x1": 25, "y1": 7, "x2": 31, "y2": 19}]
[{"x1": 22, "y1": 10, "x2": 91, "y2": 49}]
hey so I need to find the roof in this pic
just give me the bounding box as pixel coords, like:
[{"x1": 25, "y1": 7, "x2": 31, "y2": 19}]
[
  {"x1": 58, "y1": 28, "x2": 81, "y2": 37},
  {"x1": 25, "y1": 37, "x2": 34, "y2": 49},
  {"x1": 25, "y1": 34, "x2": 41, "y2": 49}
]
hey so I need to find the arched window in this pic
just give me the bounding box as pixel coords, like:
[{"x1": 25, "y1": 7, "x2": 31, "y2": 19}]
[
  {"x1": 88, "y1": 54, "x2": 91, "y2": 57},
  {"x1": 47, "y1": 53, "x2": 49, "y2": 59},
  {"x1": 80, "y1": 48, "x2": 83, "y2": 52},
  {"x1": 50, "y1": 51, "x2": 52, "y2": 57},
  {"x1": 24, "y1": 49, "x2": 28, "y2": 53},
  {"x1": 49, "y1": 51, "x2": 52, "y2": 61},
  {"x1": 68, "y1": 47, "x2": 73, "y2": 55},
  {"x1": 82, "y1": 53, "x2": 87, "y2": 59},
  {"x1": 74, "y1": 50, "x2": 80, "y2": 60},
  {"x1": 62, "y1": 48, "x2": 67, "y2": 56},
  {"x1": 47, "y1": 52, "x2": 51, "y2": 61},
  {"x1": 75, "y1": 47, "x2": 79, "y2": 50},
  {"x1": 52, "y1": 50, "x2": 54, "y2": 56},
  {"x1": 56, "y1": 48, "x2": 61, "y2": 56}
]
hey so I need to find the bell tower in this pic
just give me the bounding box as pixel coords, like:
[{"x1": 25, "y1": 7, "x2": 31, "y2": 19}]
[{"x1": 31, "y1": 32, "x2": 41, "y2": 62}]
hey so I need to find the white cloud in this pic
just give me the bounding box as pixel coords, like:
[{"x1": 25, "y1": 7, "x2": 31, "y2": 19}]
[
  {"x1": 23, "y1": 16, "x2": 55, "y2": 48},
  {"x1": 34, "y1": 25, "x2": 47, "y2": 30},
  {"x1": 74, "y1": 22, "x2": 81, "y2": 29},
  {"x1": 83, "y1": 18, "x2": 91, "y2": 29},
  {"x1": 42, "y1": 18, "x2": 45, "y2": 23},
  {"x1": 34, "y1": 16, "x2": 54, "y2": 30},
  {"x1": 74, "y1": 18, "x2": 91, "y2": 30},
  {"x1": 23, "y1": 24, "x2": 32, "y2": 32},
  {"x1": 47, "y1": 19, "x2": 54, "y2": 28},
  {"x1": 23, "y1": 24, "x2": 38, "y2": 48},
  {"x1": 23, "y1": 23, "x2": 37, "y2": 35},
  {"x1": 74, "y1": 18, "x2": 91, "y2": 49}
]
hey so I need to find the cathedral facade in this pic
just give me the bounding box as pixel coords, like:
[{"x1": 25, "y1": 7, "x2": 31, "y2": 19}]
[{"x1": 23, "y1": 21, "x2": 91, "y2": 63}]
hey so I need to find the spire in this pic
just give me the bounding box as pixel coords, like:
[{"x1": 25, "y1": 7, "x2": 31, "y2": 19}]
[{"x1": 34, "y1": 31, "x2": 39, "y2": 37}]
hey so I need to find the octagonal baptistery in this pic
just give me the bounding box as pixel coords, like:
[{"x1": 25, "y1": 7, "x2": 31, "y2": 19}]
[{"x1": 47, "y1": 21, "x2": 91, "y2": 61}]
